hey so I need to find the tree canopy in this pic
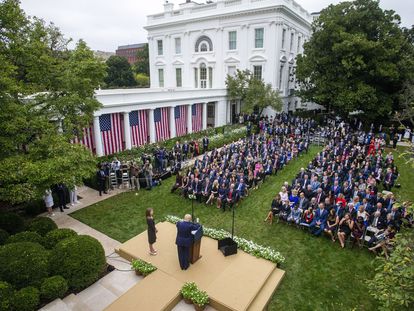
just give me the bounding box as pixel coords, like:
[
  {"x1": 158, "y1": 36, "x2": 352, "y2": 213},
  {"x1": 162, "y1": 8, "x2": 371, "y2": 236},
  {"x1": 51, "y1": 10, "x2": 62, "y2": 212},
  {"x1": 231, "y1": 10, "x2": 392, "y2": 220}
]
[
  {"x1": 104, "y1": 55, "x2": 137, "y2": 88},
  {"x1": 226, "y1": 69, "x2": 282, "y2": 115},
  {"x1": 0, "y1": 0, "x2": 106, "y2": 204},
  {"x1": 134, "y1": 43, "x2": 149, "y2": 76},
  {"x1": 296, "y1": 0, "x2": 414, "y2": 122}
]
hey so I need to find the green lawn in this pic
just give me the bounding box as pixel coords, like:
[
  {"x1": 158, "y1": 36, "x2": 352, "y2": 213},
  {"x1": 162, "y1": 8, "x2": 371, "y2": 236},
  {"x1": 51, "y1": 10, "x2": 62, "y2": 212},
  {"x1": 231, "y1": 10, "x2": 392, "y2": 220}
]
[
  {"x1": 389, "y1": 146, "x2": 414, "y2": 202},
  {"x1": 71, "y1": 146, "x2": 380, "y2": 311}
]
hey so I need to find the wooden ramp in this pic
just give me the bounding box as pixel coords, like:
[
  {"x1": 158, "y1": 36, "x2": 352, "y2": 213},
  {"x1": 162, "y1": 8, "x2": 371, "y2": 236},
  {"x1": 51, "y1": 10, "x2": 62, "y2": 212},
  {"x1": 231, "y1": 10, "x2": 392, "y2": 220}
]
[{"x1": 106, "y1": 222, "x2": 285, "y2": 311}]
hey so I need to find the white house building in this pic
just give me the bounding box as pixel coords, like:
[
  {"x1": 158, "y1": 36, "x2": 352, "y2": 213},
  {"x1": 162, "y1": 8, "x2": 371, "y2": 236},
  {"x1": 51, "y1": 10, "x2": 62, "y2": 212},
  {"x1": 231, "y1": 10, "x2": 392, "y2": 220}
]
[{"x1": 91, "y1": 0, "x2": 316, "y2": 156}]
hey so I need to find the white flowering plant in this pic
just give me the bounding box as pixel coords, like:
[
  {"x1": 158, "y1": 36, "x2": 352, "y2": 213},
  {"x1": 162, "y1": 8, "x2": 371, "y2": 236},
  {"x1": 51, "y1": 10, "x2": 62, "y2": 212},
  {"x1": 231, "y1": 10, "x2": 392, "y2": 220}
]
[{"x1": 164, "y1": 215, "x2": 285, "y2": 265}]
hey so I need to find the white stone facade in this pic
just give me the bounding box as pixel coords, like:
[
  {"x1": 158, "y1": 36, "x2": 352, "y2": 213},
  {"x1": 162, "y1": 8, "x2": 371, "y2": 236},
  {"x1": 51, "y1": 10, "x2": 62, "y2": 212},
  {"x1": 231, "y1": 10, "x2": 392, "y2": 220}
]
[{"x1": 91, "y1": 0, "x2": 318, "y2": 156}]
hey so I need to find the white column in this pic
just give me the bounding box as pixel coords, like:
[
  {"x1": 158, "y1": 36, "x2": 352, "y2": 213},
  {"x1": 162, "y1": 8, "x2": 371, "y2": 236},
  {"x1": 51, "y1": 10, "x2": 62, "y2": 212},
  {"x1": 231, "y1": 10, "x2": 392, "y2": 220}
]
[
  {"x1": 202, "y1": 102, "x2": 208, "y2": 130},
  {"x1": 148, "y1": 109, "x2": 156, "y2": 143},
  {"x1": 226, "y1": 101, "x2": 231, "y2": 124},
  {"x1": 187, "y1": 104, "x2": 193, "y2": 134},
  {"x1": 169, "y1": 106, "x2": 176, "y2": 138},
  {"x1": 123, "y1": 112, "x2": 132, "y2": 150},
  {"x1": 93, "y1": 116, "x2": 103, "y2": 156}
]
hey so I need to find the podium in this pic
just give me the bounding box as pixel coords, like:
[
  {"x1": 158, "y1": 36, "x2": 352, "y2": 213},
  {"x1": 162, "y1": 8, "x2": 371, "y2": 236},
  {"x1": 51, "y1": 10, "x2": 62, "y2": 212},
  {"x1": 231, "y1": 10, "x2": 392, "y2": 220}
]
[{"x1": 190, "y1": 226, "x2": 203, "y2": 264}]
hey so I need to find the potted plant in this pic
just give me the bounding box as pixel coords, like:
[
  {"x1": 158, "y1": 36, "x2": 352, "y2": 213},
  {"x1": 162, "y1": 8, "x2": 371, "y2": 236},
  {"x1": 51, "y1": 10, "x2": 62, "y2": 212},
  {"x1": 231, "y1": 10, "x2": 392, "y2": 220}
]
[
  {"x1": 191, "y1": 289, "x2": 209, "y2": 311},
  {"x1": 131, "y1": 259, "x2": 157, "y2": 276},
  {"x1": 180, "y1": 282, "x2": 197, "y2": 304}
]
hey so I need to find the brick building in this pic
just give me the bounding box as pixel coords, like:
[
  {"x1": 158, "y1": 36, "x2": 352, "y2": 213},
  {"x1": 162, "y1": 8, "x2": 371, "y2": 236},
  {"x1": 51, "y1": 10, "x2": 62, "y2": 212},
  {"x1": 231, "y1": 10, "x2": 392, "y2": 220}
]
[{"x1": 115, "y1": 43, "x2": 146, "y2": 64}]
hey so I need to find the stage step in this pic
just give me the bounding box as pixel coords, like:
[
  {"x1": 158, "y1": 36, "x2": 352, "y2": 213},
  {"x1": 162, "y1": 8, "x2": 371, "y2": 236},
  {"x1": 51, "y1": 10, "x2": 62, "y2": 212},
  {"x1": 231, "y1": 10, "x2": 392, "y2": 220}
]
[
  {"x1": 104, "y1": 270, "x2": 182, "y2": 311},
  {"x1": 246, "y1": 268, "x2": 285, "y2": 311}
]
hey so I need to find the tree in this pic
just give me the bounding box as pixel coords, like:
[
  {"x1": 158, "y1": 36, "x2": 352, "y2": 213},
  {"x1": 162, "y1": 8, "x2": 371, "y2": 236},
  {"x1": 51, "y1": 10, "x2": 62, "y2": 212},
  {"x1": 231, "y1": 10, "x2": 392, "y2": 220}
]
[
  {"x1": 104, "y1": 55, "x2": 136, "y2": 88},
  {"x1": 135, "y1": 73, "x2": 150, "y2": 88},
  {"x1": 134, "y1": 43, "x2": 149, "y2": 76},
  {"x1": 226, "y1": 69, "x2": 282, "y2": 115},
  {"x1": 0, "y1": 0, "x2": 106, "y2": 204},
  {"x1": 296, "y1": 0, "x2": 414, "y2": 122}
]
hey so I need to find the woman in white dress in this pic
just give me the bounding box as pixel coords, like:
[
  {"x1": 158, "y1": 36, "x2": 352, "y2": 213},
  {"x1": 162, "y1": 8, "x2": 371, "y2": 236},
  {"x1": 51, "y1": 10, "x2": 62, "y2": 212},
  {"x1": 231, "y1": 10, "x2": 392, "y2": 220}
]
[{"x1": 43, "y1": 189, "x2": 54, "y2": 217}]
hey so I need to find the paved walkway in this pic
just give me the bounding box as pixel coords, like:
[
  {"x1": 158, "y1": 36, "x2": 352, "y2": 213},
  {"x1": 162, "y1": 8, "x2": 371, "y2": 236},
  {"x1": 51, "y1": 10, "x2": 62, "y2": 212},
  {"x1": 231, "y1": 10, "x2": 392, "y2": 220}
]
[{"x1": 39, "y1": 185, "x2": 210, "y2": 311}]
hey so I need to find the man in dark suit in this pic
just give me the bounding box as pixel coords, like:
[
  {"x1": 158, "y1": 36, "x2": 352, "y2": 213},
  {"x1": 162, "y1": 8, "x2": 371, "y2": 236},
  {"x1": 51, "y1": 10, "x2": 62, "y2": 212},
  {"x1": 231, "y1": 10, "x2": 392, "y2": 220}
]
[
  {"x1": 298, "y1": 192, "x2": 309, "y2": 211},
  {"x1": 175, "y1": 215, "x2": 200, "y2": 270},
  {"x1": 202, "y1": 136, "x2": 209, "y2": 154},
  {"x1": 96, "y1": 166, "x2": 107, "y2": 196},
  {"x1": 310, "y1": 203, "x2": 328, "y2": 236}
]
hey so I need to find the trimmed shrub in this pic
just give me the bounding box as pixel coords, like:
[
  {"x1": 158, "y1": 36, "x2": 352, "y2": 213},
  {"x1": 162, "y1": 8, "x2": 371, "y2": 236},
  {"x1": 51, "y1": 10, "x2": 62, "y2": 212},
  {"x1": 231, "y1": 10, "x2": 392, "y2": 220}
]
[
  {"x1": 49, "y1": 235, "x2": 106, "y2": 290},
  {"x1": 26, "y1": 217, "x2": 57, "y2": 236},
  {"x1": 24, "y1": 199, "x2": 46, "y2": 217},
  {"x1": 0, "y1": 281, "x2": 14, "y2": 311},
  {"x1": 44, "y1": 228, "x2": 77, "y2": 249},
  {"x1": 12, "y1": 286, "x2": 40, "y2": 311},
  {"x1": 40, "y1": 276, "x2": 68, "y2": 300},
  {"x1": 0, "y1": 212, "x2": 25, "y2": 234},
  {"x1": 6, "y1": 231, "x2": 43, "y2": 246},
  {"x1": 0, "y1": 242, "x2": 49, "y2": 289},
  {"x1": 0, "y1": 229, "x2": 9, "y2": 245}
]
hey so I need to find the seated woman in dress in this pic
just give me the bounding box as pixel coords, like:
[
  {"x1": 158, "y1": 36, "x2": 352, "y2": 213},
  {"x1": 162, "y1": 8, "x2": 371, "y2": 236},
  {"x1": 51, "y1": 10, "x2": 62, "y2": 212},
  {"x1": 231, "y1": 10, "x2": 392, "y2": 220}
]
[
  {"x1": 279, "y1": 186, "x2": 289, "y2": 203},
  {"x1": 337, "y1": 213, "x2": 354, "y2": 248},
  {"x1": 324, "y1": 208, "x2": 339, "y2": 242},
  {"x1": 264, "y1": 194, "x2": 282, "y2": 224},
  {"x1": 206, "y1": 179, "x2": 219, "y2": 205},
  {"x1": 289, "y1": 189, "x2": 299, "y2": 207},
  {"x1": 300, "y1": 206, "x2": 314, "y2": 226},
  {"x1": 351, "y1": 216, "x2": 366, "y2": 248}
]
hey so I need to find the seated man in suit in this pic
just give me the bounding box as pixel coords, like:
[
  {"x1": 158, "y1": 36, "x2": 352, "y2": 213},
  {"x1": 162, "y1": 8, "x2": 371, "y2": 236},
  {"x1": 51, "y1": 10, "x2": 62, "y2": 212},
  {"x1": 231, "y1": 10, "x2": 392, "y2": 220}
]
[
  {"x1": 175, "y1": 214, "x2": 201, "y2": 270},
  {"x1": 309, "y1": 203, "x2": 329, "y2": 236}
]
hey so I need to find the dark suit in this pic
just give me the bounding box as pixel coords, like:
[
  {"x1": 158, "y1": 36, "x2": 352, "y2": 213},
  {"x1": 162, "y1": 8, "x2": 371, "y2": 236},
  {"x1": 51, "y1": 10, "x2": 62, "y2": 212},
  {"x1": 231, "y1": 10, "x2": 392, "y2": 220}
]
[
  {"x1": 310, "y1": 208, "x2": 329, "y2": 236},
  {"x1": 176, "y1": 221, "x2": 200, "y2": 270}
]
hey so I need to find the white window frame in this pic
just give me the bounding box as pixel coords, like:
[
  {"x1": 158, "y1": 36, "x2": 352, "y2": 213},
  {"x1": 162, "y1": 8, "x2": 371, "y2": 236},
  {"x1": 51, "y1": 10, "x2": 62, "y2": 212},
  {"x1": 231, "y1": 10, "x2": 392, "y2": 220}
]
[
  {"x1": 253, "y1": 65, "x2": 263, "y2": 80},
  {"x1": 176, "y1": 68, "x2": 182, "y2": 87},
  {"x1": 228, "y1": 31, "x2": 237, "y2": 50},
  {"x1": 175, "y1": 37, "x2": 181, "y2": 55},
  {"x1": 255, "y1": 28, "x2": 264, "y2": 49},
  {"x1": 158, "y1": 68, "x2": 164, "y2": 87},
  {"x1": 157, "y1": 40, "x2": 163, "y2": 56},
  {"x1": 227, "y1": 66, "x2": 236, "y2": 76}
]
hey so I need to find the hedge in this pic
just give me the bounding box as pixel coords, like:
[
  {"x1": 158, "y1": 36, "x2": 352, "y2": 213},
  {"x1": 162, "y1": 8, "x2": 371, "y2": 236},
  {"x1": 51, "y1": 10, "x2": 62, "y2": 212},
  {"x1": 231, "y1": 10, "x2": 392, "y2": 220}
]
[
  {"x1": 0, "y1": 212, "x2": 25, "y2": 235},
  {"x1": 0, "y1": 242, "x2": 49, "y2": 289},
  {"x1": 49, "y1": 235, "x2": 106, "y2": 290},
  {"x1": 44, "y1": 228, "x2": 78, "y2": 249},
  {"x1": 12, "y1": 286, "x2": 40, "y2": 311},
  {"x1": 0, "y1": 229, "x2": 9, "y2": 246},
  {"x1": 26, "y1": 217, "x2": 57, "y2": 236},
  {"x1": 0, "y1": 281, "x2": 14, "y2": 311},
  {"x1": 5, "y1": 231, "x2": 44, "y2": 246},
  {"x1": 40, "y1": 276, "x2": 68, "y2": 300}
]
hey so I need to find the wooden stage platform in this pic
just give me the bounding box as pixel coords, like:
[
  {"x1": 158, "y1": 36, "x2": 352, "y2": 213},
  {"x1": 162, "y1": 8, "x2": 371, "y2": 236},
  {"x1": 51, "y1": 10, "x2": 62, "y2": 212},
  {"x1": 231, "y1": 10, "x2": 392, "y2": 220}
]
[{"x1": 105, "y1": 222, "x2": 285, "y2": 311}]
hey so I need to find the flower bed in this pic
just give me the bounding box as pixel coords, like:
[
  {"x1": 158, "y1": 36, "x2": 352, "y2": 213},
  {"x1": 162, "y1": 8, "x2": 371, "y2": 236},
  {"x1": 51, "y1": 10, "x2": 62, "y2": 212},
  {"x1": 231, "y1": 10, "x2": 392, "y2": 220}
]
[
  {"x1": 131, "y1": 258, "x2": 157, "y2": 276},
  {"x1": 180, "y1": 282, "x2": 209, "y2": 309},
  {"x1": 164, "y1": 215, "x2": 285, "y2": 265}
]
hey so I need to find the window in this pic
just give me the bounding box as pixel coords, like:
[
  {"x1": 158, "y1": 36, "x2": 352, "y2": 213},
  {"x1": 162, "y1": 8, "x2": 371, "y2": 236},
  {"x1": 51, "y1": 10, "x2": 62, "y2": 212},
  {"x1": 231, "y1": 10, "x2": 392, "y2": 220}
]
[
  {"x1": 208, "y1": 67, "x2": 213, "y2": 88},
  {"x1": 255, "y1": 28, "x2": 264, "y2": 48},
  {"x1": 176, "y1": 68, "x2": 182, "y2": 87},
  {"x1": 281, "y1": 29, "x2": 286, "y2": 49},
  {"x1": 158, "y1": 68, "x2": 164, "y2": 87},
  {"x1": 297, "y1": 36, "x2": 301, "y2": 53},
  {"x1": 228, "y1": 31, "x2": 237, "y2": 50},
  {"x1": 253, "y1": 65, "x2": 262, "y2": 80},
  {"x1": 228, "y1": 66, "x2": 236, "y2": 76},
  {"x1": 200, "y1": 63, "x2": 207, "y2": 88},
  {"x1": 157, "y1": 40, "x2": 163, "y2": 55},
  {"x1": 278, "y1": 65, "x2": 284, "y2": 90},
  {"x1": 195, "y1": 35, "x2": 213, "y2": 52},
  {"x1": 175, "y1": 37, "x2": 181, "y2": 54},
  {"x1": 194, "y1": 68, "x2": 198, "y2": 88},
  {"x1": 290, "y1": 33, "x2": 294, "y2": 51}
]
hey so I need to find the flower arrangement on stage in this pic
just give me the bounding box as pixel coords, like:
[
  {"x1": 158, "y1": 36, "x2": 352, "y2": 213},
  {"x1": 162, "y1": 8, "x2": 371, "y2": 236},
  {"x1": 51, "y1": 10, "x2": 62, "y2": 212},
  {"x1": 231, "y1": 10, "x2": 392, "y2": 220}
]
[
  {"x1": 131, "y1": 258, "x2": 157, "y2": 276},
  {"x1": 164, "y1": 215, "x2": 285, "y2": 265},
  {"x1": 180, "y1": 282, "x2": 209, "y2": 309}
]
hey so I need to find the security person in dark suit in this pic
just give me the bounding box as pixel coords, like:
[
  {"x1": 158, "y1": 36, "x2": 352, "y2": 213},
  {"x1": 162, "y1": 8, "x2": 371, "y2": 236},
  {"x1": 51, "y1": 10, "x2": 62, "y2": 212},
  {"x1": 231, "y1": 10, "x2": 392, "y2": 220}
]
[{"x1": 175, "y1": 214, "x2": 200, "y2": 270}]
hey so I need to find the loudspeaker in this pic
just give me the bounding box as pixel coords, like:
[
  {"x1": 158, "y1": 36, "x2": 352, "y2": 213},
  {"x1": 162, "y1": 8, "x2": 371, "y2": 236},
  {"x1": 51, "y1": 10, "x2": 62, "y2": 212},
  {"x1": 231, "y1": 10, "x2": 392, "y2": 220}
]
[{"x1": 218, "y1": 238, "x2": 238, "y2": 257}]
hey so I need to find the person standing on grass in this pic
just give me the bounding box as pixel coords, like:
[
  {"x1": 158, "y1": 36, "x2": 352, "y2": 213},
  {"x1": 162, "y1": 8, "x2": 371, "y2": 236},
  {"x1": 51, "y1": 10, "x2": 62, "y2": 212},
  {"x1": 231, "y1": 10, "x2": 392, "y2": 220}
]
[{"x1": 146, "y1": 208, "x2": 158, "y2": 256}]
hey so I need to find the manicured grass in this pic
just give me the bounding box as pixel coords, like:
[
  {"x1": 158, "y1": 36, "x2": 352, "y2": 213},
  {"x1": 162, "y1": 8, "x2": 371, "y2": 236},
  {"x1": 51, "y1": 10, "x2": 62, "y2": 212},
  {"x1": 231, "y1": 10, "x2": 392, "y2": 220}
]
[
  {"x1": 71, "y1": 146, "x2": 379, "y2": 311},
  {"x1": 389, "y1": 146, "x2": 414, "y2": 202}
]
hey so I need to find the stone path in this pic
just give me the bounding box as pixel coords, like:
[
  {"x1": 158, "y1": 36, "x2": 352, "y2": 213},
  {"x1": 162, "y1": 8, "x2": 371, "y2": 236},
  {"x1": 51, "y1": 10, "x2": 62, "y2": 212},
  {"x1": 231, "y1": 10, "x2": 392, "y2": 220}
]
[{"x1": 39, "y1": 185, "x2": 212, "y2": 311}]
